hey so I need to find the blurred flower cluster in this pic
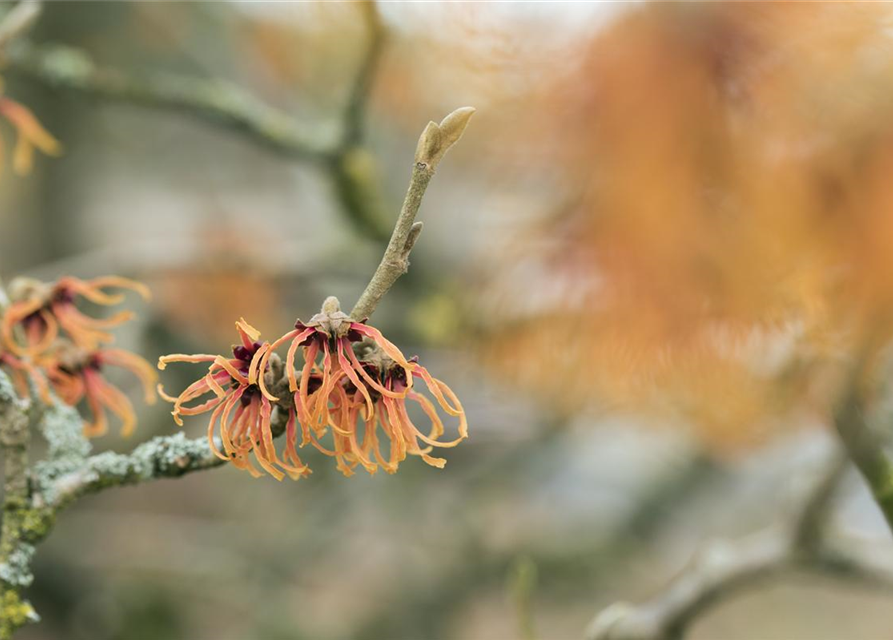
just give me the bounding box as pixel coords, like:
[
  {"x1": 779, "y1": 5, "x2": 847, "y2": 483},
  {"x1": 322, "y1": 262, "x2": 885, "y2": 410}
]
[
  {"x1": 0, "y1": 276, "x2": 156, "y2": 436},
  {"x1": 159, "y1": 297, "x2": 467, "y2": 480},
  {"x1": 0, "y1": 76, "x2": 60, "y2": 175},
  {"x1": 484, "y1": 4, "x2": 893, "y2": 450}
]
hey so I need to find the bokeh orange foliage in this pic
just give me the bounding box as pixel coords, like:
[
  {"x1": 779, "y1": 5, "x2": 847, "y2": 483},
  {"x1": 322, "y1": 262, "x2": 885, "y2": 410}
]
[{"x1": 484, "y1": 4, "x2": 893, "y2": 450}]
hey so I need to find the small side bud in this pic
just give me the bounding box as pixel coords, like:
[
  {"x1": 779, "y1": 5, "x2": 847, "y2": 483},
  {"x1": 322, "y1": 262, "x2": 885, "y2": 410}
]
[{"x1": 404, "y1": 221, "x2": 424, "y2": 253}]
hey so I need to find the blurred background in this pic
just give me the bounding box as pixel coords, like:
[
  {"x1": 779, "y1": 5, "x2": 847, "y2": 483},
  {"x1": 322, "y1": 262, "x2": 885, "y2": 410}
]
[{"x1": 4, "y1": 2, "x2": 893, "y2": 639}]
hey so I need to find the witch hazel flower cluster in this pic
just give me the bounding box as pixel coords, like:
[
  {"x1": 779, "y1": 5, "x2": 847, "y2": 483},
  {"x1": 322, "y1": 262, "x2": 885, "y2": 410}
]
[
  {"x1": 0, "y1": 276, "x2": 157, "y2": 436},
  {"x1": 158, "y1": 297, "x2": 467, "y2": 480}
]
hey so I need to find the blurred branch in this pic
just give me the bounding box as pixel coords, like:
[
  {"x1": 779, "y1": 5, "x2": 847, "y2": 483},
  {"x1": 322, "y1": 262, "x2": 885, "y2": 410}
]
[
  {"x1": 508, "y1": 556, "x2": 539, "y2": 640},
  {"x1": 340, "y1": 0, "x2": 386, "y2": 150},
  {"x1": 586, "y1": 528, "x2": 789, "y2": 640},
  {"x1": 792, "y1": 453, "x2": 848, "y2": 550},
  {"x1": 831, "y1": 349, "x2": 893, "y2": 533},
  {"x1": 0, "y1": 0, "x2": 40, "y2": 51},
  {"x1": 354, "y1": 443, "x2": 719, "y2": 640},
  {"x1": 328, "y1": 0, "x2": 392, "y2": 241},
  {"x1": 37, "y1": 409, "x2": 289, "y2": 510},
  {"x1": 3, "y1": 42, "x2": 332, "y2": 160},
  {"x1": 584, "y1": 453, "x2": 893, "y2": 640},
  {"x1": 351, "y1": 106, "x2": 475, "y2": 321},
  {"x1": 2, "y1": 0, "x2": 397, "y2": 241},
  {"x1": 589, "y1": 348, "x2": 893, "y2": 640}
]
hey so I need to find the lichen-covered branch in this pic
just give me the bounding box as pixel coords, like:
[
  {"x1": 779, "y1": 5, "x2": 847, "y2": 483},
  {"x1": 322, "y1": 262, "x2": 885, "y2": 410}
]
[
  {"x1": 37, "y1": 432, "x2": 224, "y2": 510},
  {"x1": 0, "y1": 372, "x2": 37, "y2": 639},
  {"x1": 584, "y1": 454, "x2": 893, "y2": 640},
  {"x1": 34, "y1": 407, "x2": 290, "y2": 510},
  {"x1": 350, "y1": 106, "x2": 475, "y2": 321},
  {"x1": 0, "y1": 389, "x2": 288, "y2": 636}
]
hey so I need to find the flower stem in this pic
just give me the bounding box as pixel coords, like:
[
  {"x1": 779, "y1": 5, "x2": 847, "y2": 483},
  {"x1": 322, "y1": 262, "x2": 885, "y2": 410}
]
[{"x1": 350, "y1": 107, "x2": 475, "y2": 321}]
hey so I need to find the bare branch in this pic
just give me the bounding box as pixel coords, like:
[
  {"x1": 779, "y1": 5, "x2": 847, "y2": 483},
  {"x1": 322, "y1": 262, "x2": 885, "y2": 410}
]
[
  {"x1": 792, "y1": 453, "x2": 848, "y2": 550},
  {"x1": 1, "y1": 2, "x2": 394, "y2": 242},
  {"x1": 350, "y1": 106, "x2": 475, "y2": 321},
  {"x1": 587, "y1": 528, "x2": 790, "y2": 640},
  {"x1": 340, "y1": 0, "x2": 386, "y2": 150},
  {"x1": 3, "y1": 42, "x2": 332, "y2": 161},
  {"x1": 328, "y1": 0, "x2": 392, "y2": 241},
  {"x1": 353, "y1": 446, "x2": 719, "y2": 640},
  {"x1": 584, "y1": 454, "x2": 892, "y2": 640},
  {"x1": 813, "y1": 534, "x2": 893, "y2": 590},
  {"x1": 831, "y1": 350, "x2": 893, "y2": 532}
]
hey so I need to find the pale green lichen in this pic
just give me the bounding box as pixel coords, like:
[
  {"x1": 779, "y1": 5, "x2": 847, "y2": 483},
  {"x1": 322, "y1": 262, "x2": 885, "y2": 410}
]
[
  {"x1": 37, "y1": 401, "x2": 91, "y2": 462},
  {"x1": 0, "y1": 372, "x2": 40, "y2": 638},
  {"x1": 0, "y1": 372, "x2": 15, "y2": 404},
  {"x1": 135, "y1": 432, "x2": 217, "y2": 472},
  {"x1": 0, "y1": 590, "x2": 39, "y2": 634},
  {"x1": 0, "y1": 544, "x2": 34, "y2": 587},
  {"x1": 85, "y1": 450, "x2": 152, "y2": 483},
  {"x1": 32, "y1": 400, "x2": 92, "y2": 500},
  {"x1": 39, "y1": 432, "x2": 220, "y2": 506},
  {"x1": 0, "y1": 370, "x2": 26, "y2": 416},
  {"x1": 23, "y1": 392, "x2": 94, "y2": 511},
  {"x1": 18, "y1": 509, "x2": 54, "y2": 544},
  {"x1": 86, "y1": 432, "x2": 218, "y2": 483}
]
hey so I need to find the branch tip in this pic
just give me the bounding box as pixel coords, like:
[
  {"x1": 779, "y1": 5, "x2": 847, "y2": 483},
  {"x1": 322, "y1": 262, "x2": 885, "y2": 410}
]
[{"x1": 351, "y1": 107, "x2": 474, "y2": 321}]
